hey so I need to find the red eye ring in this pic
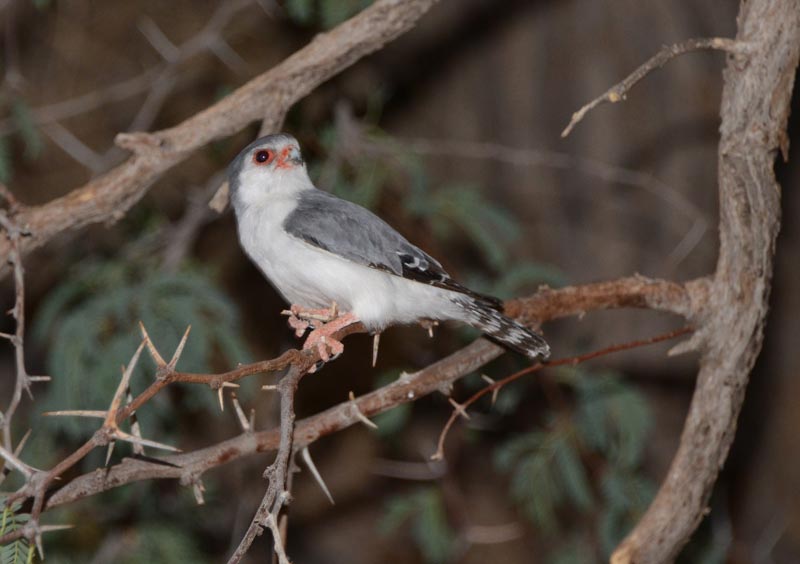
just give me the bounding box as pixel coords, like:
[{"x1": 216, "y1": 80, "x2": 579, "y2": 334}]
[{"x1": 254, "y1": 149, "x2": 274, "y2": 165}]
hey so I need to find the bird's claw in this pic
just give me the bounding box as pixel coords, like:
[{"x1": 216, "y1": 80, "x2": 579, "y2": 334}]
[
  {"x1": 287, "y1": 314, "x2": 312, "y2": 337},
  {"x1": 283, "y1": 303, "x2": 341, "y2": 337},
  {"x1": 304, "y1": 334, "x2": 344, "y2": 373}
]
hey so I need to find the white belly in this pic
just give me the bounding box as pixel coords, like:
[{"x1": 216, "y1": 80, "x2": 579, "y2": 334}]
[{"x1": 236, "y1": 202, "x2": 464, "y2": 331}]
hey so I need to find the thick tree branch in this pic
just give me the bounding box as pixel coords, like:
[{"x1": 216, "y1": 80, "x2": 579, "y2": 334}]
[
  {"x1": 611, "y1": 2, "x2": 800, "y2": 562},
  {"x1": 0, "y1": 0, "x2": 441, "y2": 277}
]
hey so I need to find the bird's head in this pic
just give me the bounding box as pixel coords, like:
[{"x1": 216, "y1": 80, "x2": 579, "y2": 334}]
[{"x1": 228, "y1": 133, "x2": 311, "y2": 209}]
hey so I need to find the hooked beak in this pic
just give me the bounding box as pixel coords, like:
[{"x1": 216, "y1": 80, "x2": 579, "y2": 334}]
[
  {"x1": 276, "y1": 145, "x2": 303, "y2": 169},
  {"x1": 287, "y1": 146, "x2": 302, "y2": 164}
]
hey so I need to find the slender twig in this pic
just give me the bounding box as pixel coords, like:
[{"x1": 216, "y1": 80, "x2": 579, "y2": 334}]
[
  {"x1": 432, "y1": 326, "x2": 693, "y2": 460},
  {"x1": 561, "y1": 37, "x2": 746, "y2": 138},
  {"x1": 0, "y1": 209, "x2": 48, "y2": 460}
]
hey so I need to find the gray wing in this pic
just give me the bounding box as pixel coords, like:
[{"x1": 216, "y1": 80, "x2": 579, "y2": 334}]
[{"x1": 283, "y1": 189, "x2": 501, "y2": 306}]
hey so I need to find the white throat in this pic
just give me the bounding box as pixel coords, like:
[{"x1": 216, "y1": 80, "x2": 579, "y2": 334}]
[{"x1": 233, "y1": 165, "x2": 314, "y2": 212}]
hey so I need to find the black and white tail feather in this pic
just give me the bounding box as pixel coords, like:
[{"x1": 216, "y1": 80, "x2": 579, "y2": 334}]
[{"x1": 451, "y1": 292, "x2": 550, "y2": 361}]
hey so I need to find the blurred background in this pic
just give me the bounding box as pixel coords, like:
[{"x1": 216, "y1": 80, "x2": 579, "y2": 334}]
[{"x1": 0, "y1": 0, "x2": 797, "y2": 562}]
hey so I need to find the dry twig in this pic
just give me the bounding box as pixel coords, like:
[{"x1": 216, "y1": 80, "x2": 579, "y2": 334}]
[
  {"x1": 561, "y1": 37, "x2": 746, "y2": 138},
  {"x1": 0, "y1": 0, "x2": 443, "y2": 274},
  {"x1": 0, "y1": 208, "x2": 49, "y2": 470},
  {"x1": 432, "y1": 326, "x2": 693, "y2": 461}
]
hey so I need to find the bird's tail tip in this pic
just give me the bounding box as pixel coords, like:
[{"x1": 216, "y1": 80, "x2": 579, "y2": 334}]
[{"x1": 458, "y1": 297, "x2": 550, "y2": 361}]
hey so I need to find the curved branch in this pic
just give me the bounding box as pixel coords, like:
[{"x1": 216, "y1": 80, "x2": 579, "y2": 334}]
[
  {"x1": 44, "y1": 275, "x2": 698, "y2": 510},
  {"x1": 612, "y1": 1, "x2": 800, "y2": 562},
  {"x1": 0, "y1": 0, "x2": 441, "y2": 276}
]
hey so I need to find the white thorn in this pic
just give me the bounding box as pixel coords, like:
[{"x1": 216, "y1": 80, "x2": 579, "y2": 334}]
[
  {"x1": 349, "y1": 391, "x2": 378, "y2": 430},
  {"x1": 42, "y1": 410, "x2": 107, "y2": 418},
  {"x1": 112, "y1": 430, "x2": 181, "y2": 453},
  {"x1": 126, "y1": 387, "x2": 144, "y2": 456},
  {"x1": 372, "y1": 332, "x2": 381, "y2": 368},
  {"x1": 35, "y1": 532, "x2": 44, "y2": 560},
  {"x1": 168, "y1": 325, "x2": 192, "y2": 369},
  {"x1": 105, "y1": 441, "x2": 116, "y2": 466},
  {"x1": 231, "y1": 392, "x2": 250, "y2": 432},
  {"x1": 301, "y1": 446, "x2": 334, "y2": 505},
  {"x1": 192, "y1": 480, "x2": 206, "y2": 505},
  {"x1": 481, "y1": 374, "x2": 499, "y2": 406},
  {"x1": 14, "y1": 428, "x2": 32, "y2": 456},
  {"x1": 448, "y1": 398, "x2": 471, "y2": 420},
  {"x1": 106, "y1": 341, "x2": 146, "y2": 426},
  {"x1": 139, "y1": 322, "x2": 166, "y2": 367}
]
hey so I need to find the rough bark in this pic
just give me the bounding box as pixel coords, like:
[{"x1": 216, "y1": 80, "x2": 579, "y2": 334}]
[{"x1": 611, "y1": 1, "x2": 800, "y2": 562}]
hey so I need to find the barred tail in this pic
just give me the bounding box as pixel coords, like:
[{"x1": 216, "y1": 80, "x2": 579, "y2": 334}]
[{"x1": 458, "y1": 297, "x2": 550, "y2": 360}]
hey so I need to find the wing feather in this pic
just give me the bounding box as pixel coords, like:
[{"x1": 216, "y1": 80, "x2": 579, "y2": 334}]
[{"x1": 283, "y1": 190, "x2": 501, "y2": 308}]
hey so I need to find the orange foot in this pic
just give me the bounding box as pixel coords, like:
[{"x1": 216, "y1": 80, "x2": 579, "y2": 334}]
[
  {"x1": 283, "y1": 303, "x2": 340, "y2": 337},
  {"x1": 302, "y1": 312, "x2": 359, "y2": 368}
]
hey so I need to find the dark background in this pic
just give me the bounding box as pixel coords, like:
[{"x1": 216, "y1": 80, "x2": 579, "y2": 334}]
[{"x1": 0, "y1": 1, "x2": 797, "y2": 562}]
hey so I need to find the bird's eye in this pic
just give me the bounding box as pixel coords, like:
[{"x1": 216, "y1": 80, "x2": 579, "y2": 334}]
[{"x1": 254, "y1": 149, "x2": 273, "y2": 165}]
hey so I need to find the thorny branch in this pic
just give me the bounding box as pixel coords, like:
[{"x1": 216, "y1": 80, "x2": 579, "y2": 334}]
[
  {"x1": 0, "y1": 206, "x2": 49, "y2": 483},
  {"x1": 0, "y1": 275, "x2": 698, "y2": 527},
  {"x1": 226, "y1": 364, "x2": 309, "y2": 564}
]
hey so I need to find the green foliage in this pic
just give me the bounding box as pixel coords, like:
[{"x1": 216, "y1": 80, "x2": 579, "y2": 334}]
[
  {"x1": 284, "y1": 0, "x2": 374, "y2": 28},
  {"x1": 284, "y1": 0, "x2": 314, "y2": 24},
  {"x1": 43, "y1": 522, "x2": 211, "y2": 564},
  {"x1": 118, "y1": 523, "x2": 211, "y2": 564},
  {"x1": 0, "y1": 96, "x2": 44, "y2": 181},
  {"x1": 382, "y1": 488, "x2": 455, "y2": 564},
  {"x1": 546, "y1": 535, "x2": 596, "y2": 564},
  {"x1": 10, "y1": 101, "x2": 42, "y2": 160},
  {"x1": 0, "y1": 137, "x2": 10, "y2": 184},
  {"x1": 0, "y1": 499, "x2": 34, "y2": 564},
  {"x1": 32, "y1": 259, "x2": 251, "y2": 439},
  {"x1": 494, "y1": 369, "x2": 656, "y2": 561},
  {"x1": 598, "y1": 469, "x2": 655, "y2": 556},
  {"x1": 568, "y1": 369, "x2": 652, "y2": 468},
  {"x1": 495, "y1": 427, "x2": 592, "y2": 534}
]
